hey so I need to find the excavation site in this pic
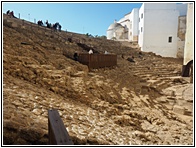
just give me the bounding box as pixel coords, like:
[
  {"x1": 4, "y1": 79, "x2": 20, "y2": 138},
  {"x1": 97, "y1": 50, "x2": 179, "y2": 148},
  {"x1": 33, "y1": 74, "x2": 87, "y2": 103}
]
[{"x1": 3, "y1": 14, "x2": 193, "y2": 145}]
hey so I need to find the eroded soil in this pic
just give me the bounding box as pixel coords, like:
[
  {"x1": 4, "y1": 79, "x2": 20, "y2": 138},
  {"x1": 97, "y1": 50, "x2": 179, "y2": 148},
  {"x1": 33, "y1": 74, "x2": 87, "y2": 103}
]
[{"x1": 3, "y1": 14, "x2": 193, "y2": 145}]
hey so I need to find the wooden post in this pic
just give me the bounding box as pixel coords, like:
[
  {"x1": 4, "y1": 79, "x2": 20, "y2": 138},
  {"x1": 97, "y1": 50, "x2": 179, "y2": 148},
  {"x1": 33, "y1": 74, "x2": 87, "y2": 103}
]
[{"x1": 48, "y1": 109, "x2": 74, "y2": 145}]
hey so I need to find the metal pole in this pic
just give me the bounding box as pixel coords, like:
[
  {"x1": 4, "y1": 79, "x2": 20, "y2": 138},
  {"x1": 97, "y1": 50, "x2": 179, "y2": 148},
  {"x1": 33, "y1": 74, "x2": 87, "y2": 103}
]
[{"x1": 28, "y1": 14, "x2": 30, "y2": 21}]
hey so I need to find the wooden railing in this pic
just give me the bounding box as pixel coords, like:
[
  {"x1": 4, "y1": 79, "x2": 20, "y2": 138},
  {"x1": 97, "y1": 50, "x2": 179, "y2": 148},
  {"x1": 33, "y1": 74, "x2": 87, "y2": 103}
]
[
  {"x1": 78, "y1": 53, "x2": 117, "y2": 69},
  {"x1": 48, "y1": 109, "x2": 74, "y2": 145}
]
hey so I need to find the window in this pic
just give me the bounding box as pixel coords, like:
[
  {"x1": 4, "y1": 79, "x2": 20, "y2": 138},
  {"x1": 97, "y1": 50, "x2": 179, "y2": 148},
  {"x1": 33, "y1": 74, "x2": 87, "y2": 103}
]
[
  {"x1": 141, "y1": 13, "x2": 143, "y2": 19},
  {"x1": 168, "y1": 36, "x2": 172, "y2": 43},
  {"x1": 139, "y1": 18, "x2": 140, "y2": 22},
  {"x1": 141, "y1": 27, "x2": 143, "y2": 32}
]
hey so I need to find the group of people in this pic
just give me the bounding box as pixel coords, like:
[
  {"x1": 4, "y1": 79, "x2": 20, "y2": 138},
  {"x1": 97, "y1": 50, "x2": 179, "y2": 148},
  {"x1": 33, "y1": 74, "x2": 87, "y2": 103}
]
[
  {"x1": 73, "y1": 49, "x2": 94, "y2": 61},
  {"x1": 74, "y1": 49, "x2": 110, "y2": 61},
  {"x1": 37, "y1": 20, "x2": 62, "y2": 31},
  {"x1": 37, "y1": 20, "x2": 43, "y2": 26},
  {"x1": 6, "y1": 10, "x2": 16, "y2": 18},
  {"x1": 45, "y1": 20, "x2": 62, "y2": 31},
  {"x1": 6, "y1": 9, "x2": 62, "y2": 31}
]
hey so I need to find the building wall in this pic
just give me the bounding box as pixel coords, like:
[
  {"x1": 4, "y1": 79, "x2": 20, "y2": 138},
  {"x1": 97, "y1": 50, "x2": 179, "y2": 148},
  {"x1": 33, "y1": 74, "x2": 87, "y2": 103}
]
[
  {"x1": 138, "y1": 4, "x2": 144, "y2": 47},
  {"x1": 107, "y1": 21, "x2": 124, "y2": 40},
  {"x1": 107, "y1": 3, "x2": 188, "y2": 58},
  {"x1": 177, "y1": 16, "x2": 186, "y2": 58},
  {"x1": 118, "y1": 14, "x2": 130, "y2": 41},
  {"x1": 177, "y1": 38, "x2": 185, "y2": 58},
  {"x1": 138, "y1": 3, "x2": 179, "y2": 57},
  {"x1": 131, "y1": 8, "x2": 139, "y2": 42},
  {"x1": 183, "y1": 3, "x2": 193, "y2": 65},
  {"x1": 178, "y1": 16, "x2": 187, "y2": 40},
  {"x1": 114, "y1": 27, "x2": 125, "y2": 40},
  {"x1": 107, "y1": 29, "x2": 114, "y2": 40},
  {"x1": 127, "y1": 13, "x2": 133, "y2": 41},
  {"x1": 108, "y1": 8, "x2": 139, "y2": 42}
]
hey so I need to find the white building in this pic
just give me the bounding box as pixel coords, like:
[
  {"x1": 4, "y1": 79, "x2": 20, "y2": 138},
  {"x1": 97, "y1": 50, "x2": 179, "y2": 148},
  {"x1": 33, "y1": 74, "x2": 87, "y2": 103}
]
[
  {"x1": 107, "y1": 8, "x2": 139, "y2": 42},
  {"x1": 107, "y1": 3, "x2": 188, "y2": 58},
  {"x1": 107, "y1": 20, "x2": 125, "y2": 40},
  {"x1": 182, "y1": 3, "x2": 193, "y2": 77},
  {"x1": 138, "y1": 3, "x2": 187, "y2": 58}
]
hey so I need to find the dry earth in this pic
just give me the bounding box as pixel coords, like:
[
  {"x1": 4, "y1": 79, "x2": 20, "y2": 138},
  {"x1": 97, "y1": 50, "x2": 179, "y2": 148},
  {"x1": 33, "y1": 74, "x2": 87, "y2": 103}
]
[{"x1": 3, "y1": 14, "x2": 193, "y2": 145}]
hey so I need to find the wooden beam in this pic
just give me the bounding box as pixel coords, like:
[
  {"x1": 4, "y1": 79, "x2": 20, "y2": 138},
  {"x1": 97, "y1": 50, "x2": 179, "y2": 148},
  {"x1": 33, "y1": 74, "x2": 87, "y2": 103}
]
[{"x1": 48, "y1": 109, "x2": 74, "y2": 145}]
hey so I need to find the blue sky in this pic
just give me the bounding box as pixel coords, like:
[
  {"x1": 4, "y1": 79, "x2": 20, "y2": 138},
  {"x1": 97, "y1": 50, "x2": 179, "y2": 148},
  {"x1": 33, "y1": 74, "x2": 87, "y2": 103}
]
[{"x1": 2, "y1": 2, "x2": 142, "y2": 36}]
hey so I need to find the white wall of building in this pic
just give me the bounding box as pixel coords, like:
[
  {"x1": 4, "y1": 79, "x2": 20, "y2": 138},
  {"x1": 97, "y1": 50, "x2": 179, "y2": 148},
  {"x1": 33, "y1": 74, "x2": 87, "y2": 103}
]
[
  {"x1": 118, "y1": 13, "x2": 130, "y2": 41},
  {"x1": 107, "y1": 8, "x2": 139, "y2": 42},
  {"x1": 130, "y1": 8, "x2": 139, "y2": 41},
  {"x1": 138, "y1": 4, "x2": 144, "y2": 47},
  {"x1": 107, "y1": 29, "x2": 114, "y2": 39},
  {"x1": 138, "y1": 3, "x2": 180, "y2": 57},
  {"x1": 183, "y1": 3, "x2": 193, "y2": 65},
  {"x1": 107, "y1": 3, "x2": 188, "y2": 58},
  {"x1": 107, "y1": 21, "x2": 124, "y2": 40}
]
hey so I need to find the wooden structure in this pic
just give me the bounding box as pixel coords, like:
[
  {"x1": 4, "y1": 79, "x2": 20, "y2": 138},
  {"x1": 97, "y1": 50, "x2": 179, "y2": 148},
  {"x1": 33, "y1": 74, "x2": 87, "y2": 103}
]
[
  {"x1": 78, "y1": 53, "x2": 117, "y2": 69},
  {"x1": 48, "y1": 109, "x2": 74, "y2": 145}
]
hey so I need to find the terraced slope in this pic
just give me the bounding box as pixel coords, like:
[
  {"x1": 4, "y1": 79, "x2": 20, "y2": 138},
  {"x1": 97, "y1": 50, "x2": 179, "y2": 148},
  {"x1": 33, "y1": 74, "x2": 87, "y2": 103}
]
[{"x1": 3, "y1": 14, "x2": 193, "y2": 145}]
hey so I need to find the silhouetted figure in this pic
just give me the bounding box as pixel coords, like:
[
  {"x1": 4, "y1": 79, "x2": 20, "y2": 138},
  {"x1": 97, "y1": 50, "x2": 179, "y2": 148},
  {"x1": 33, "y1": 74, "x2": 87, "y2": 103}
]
[
  {"x1": 6, "y1": 10, "x2": 10, "y2": 15},
  {"x1": 73, "y1": 52, "x2": 78, "y2": 61},
  {"x1": 9, "y1": 11, "x2": 16, "y2": 18},
  {"x1": 53, "y1": 23, "x2": 58, "y2": 31},
  {"x1": 46, "y1": 20, "x2": 51, "y2": 28},
  {"x1": 58, "y1": 24, "x2": 62, "y2": 31},
  {"x1": 37, "y1": 20, "x2": 43, "y2": 26}
]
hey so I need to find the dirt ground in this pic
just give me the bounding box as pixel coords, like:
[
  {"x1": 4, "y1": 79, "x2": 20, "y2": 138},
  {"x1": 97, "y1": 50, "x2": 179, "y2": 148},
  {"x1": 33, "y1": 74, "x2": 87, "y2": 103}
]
[{"x1": 3, "y1": 14, "x2": 193, "y2": 145}]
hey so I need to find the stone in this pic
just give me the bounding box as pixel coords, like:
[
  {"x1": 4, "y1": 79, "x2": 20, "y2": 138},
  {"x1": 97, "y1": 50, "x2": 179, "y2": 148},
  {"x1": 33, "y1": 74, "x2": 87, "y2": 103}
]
[
  {"x1": 156, "y1": 96, "x2": 167, "y2": 103},
  {"x1": 173, "y1": 105, "x2": 185, "y2": 115},
  {"x1": 184, "y1": 110, "x2": 192, "y2": 116},
  {"x1": 71, "y1": 71, "x2": 87, "y2": 77}
]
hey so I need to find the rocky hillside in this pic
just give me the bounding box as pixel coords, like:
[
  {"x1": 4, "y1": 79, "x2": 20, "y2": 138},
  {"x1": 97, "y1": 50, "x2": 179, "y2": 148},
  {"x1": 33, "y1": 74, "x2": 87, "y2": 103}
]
[{"x1": 3, "y1": 14, "x2": 193, "y2": 145}]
